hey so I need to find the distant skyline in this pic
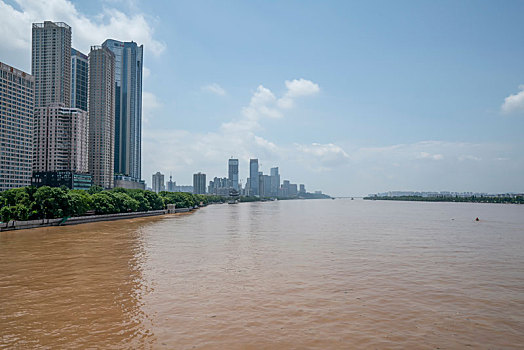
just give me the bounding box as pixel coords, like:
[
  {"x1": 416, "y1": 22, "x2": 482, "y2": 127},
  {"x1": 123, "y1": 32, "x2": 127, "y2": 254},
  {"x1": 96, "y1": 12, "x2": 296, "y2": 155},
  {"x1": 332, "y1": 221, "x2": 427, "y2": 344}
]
[{"x1": 1, "y1": 0, "x2": 523, "y2": 196}]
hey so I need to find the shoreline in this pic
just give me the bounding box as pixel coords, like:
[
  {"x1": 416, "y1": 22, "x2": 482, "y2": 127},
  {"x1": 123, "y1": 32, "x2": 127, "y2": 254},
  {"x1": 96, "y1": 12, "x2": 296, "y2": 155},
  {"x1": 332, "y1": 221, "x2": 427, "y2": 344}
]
[
  {"x1": 0, "y1": 206, "x2": 201, "y2": 232},
  {"x1": 363, "y1": 196, "x2": 523, "y2": 205}
]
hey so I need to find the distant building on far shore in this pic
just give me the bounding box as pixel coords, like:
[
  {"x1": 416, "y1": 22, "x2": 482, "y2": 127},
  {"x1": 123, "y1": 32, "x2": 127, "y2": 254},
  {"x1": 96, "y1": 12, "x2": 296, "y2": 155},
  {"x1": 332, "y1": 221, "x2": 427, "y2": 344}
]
[
  {"x1": 167, "y1": 175, "x2": 175, "y2": 192},
  {"x1": 249, "y1": 159, "x2": 259, "y2": 196},
  {"x1": 193, "y1": 172, "x2": 206, "y2": 194},
  {"x1": 299, "y1": 184, "x2": 306, "y2": 194},
  {"x1": 270, "y1": 167, "x2": 280, "y2": 197},
  {"x1": 174, "y1": 185, "x2": 193, "y2": 193},
  {"x1": 152, "y1": 172, "x2": 165, "y2": 193},
  {"x1": 228, "y1": 158, "x2": 239, "y2": 191}
]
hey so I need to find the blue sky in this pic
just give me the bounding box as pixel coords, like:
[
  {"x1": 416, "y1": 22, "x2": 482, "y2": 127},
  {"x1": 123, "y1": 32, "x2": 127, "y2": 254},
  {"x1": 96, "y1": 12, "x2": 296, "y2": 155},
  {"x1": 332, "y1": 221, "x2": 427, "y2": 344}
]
[{"x1": 1, "y1": 0, "x2": 523, "y2": 195}]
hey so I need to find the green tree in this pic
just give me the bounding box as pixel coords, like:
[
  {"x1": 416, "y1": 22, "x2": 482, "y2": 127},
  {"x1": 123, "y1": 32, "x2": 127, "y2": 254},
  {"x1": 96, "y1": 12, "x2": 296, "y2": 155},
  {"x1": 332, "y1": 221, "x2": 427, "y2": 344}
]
[
  {"x1": 127, "y1": 190, "x2": 151, "y2": 211},
  {"x1": 33, "y1": 186, "x2": 69, "y2": 219},
  {"x1": 0, "y1": 206, "x2": 15, "y2": 222},
  {"x1": 111, "y1": 192, "x2": 139, "y2": 213},
  {"x1": 13, "y1": 204, "x2": 30, "y2": 221},
  {"x1": 67, "y1": 190, "x2": 93, "y2": 217},
  {"x1": 88, "y1": 185, "x2": 104, "y2": 195},
  {"x1": 91, "y1": 192, "x2": 117, "y2": 214},
  {"x1": 144, "y1": 191, "x2": 164, "y2": 210}
]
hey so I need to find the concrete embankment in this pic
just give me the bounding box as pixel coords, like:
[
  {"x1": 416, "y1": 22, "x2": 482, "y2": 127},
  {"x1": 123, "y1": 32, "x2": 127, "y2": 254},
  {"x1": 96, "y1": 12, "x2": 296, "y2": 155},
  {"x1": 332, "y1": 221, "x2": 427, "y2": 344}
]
[{"x1": 0, "y1": 206, "x2": 200, "y2": 232}]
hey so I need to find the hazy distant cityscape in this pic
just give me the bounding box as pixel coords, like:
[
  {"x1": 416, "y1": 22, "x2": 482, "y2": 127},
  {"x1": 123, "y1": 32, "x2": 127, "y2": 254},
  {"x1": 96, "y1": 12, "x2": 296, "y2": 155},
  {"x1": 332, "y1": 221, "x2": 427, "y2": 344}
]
[
  {"x1": 151, "y1": 157, "x2": 323, "y2": 198},
  {"x1": 368, "y1": 191, "x2": 523, "y2": 198}
]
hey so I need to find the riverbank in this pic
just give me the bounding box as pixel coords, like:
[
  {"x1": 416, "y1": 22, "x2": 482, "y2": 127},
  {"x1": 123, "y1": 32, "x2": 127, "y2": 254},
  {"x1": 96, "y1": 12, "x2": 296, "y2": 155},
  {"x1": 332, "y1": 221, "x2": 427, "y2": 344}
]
[
  {"x1": 363, "y1": 195, "x2": 524, "y2": 204},
  {"x1": 0, "y1": 206, "x2": 200, "y2": 232}
]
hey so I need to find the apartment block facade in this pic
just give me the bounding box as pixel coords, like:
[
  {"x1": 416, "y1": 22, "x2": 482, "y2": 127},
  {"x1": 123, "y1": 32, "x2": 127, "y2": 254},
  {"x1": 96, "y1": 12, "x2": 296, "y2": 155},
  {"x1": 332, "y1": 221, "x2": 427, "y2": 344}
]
[
  {"x1": 33, "y1": 104, "x2": 89, "y2": 173},
  {"x1": 0, "y1": 62, "x2": 35, "y2": 191},
  {"x1": 88, "y1": 46, "x2": 115, "y2": 189},
  {"x1": 32, "y1": 21, "x2": 71, "y2": 108}
]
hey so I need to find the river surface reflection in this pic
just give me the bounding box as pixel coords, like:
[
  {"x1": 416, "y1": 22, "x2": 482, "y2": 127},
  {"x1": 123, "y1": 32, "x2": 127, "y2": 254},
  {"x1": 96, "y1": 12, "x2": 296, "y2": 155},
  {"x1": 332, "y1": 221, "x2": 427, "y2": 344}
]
[{"x1": 1, "y1": 199, "x2": 523, "y2": 349}]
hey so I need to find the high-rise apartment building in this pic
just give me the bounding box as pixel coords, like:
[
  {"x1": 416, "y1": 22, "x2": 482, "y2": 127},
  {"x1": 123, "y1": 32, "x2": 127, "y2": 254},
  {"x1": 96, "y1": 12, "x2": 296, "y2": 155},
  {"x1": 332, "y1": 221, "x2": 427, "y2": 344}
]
[
  {"x1": 249, "y1": 159, "x2": 259, "y2": 196},
  {"x1": 33, "y1": 104, "x2": 89, "y2": 174},
  {"x1": 0, "y1": 62, "x2": 35, "y2": 191},
  {"x1": 71, "y1": 48, "x2": 88, "y2": 111},
  {"x1": 228, "y1": 158, "x2": 239, "y2": 191},
  {"x1": 102, "y1": 39, "x2": 144, "y2": 185},
  {"x1": 152, "y1": 172, "x2": 165, "y2": 193},
  {"x1": 32, "y1": 21, "x2": 71, "y2": 108},
  {"x1": 88, "y1": 46, "x2": 115, "y2": 189},
  {"x1": 193, "y1": 172, "x2": 206, "y2": 194}
]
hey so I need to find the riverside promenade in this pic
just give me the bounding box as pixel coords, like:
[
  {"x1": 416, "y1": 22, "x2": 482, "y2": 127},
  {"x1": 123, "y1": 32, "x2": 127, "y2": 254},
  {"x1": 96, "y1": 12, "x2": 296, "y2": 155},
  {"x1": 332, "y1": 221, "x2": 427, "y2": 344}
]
[{"x1": 0, "y1": 205, "x2": 199, "y2": 232}]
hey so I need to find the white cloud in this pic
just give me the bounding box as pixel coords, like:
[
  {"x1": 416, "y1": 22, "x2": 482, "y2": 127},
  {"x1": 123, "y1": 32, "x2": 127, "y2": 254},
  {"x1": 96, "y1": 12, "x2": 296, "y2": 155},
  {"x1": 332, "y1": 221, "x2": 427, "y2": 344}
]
[
  {"x1": 458, "y1": 155, "x2": 481, "y2": 162},
  {"x1": 294, "y1": 143, "x2": 350, "y2": 171},
  {"x1": 330, "y1": 140, "x2": 523, "y2": 195},
  {"x1": 242, "y1": 85, "x2": 282, "y2": 120},
  {"x1": 0, "y1": 0, "x2": 165, "y2": 71},
  {"x1": 501, "y1": 85, "x2": 524, "y2": 114},
  {"x1": 278, "y1": 78, "x2": 320, "y2": 109},
  {"x1": 202, "y1": 83, "x2": 226, "y2": 96},
  {"x1": 242, "y1": 79, "x2": 320, "y2": 121},
  {"x1": 417, "y1": 152, "x2": 444, "y2": 160},
  {"x1": 143, "y1": 66, "x2": 151, "y2": 80},
  {"x1": 143, "y1": 79, "x2": 321, "y2": 184},
  {"x1": 284, "y1": 78, "x2": 321, "y2": 97},
  {"x1": 142, "y1": 91, "x2": 162, "y2": 124}
]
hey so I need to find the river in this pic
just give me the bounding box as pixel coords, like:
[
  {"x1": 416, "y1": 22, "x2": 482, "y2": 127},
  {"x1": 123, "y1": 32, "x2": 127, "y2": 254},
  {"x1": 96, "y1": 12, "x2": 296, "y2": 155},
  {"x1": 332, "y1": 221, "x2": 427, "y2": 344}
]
[{"x1": 1, "y1": 199, "x2": 523, "y2": 349}]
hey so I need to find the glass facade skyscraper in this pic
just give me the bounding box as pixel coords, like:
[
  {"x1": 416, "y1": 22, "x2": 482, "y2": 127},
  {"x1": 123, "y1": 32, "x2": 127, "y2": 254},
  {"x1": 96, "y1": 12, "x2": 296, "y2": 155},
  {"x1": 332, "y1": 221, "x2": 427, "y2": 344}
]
[
  {"x1": 228, "y1": 158, "x2": 239, "y2": 190},
  {"x1": 102, "y1": 39, "x2": 143, "y2": 184},
  {"x1": 249, "y1": 159, "x2": 259, "y2": 196},
  {"x1": 71, "y1": 48, "x2": 88, "y2": 111}
]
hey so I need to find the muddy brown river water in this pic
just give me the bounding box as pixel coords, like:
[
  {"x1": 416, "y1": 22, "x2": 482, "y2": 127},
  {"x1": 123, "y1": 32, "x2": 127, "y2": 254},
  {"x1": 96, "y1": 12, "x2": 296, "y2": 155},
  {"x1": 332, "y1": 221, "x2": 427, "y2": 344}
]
[{"x1": 1, "y1": 199, "x2": 523, "y2": 349}]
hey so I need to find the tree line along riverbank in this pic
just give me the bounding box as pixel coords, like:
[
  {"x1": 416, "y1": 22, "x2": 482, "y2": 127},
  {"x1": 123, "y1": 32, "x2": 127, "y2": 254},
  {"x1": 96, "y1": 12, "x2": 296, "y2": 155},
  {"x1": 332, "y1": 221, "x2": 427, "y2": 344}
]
[
  {"x1": 363, "y1": 195, "x2": 524, "y2": 204},
  {"x1": 0, "y1": 186, "x2": 225, "y2": 223}
]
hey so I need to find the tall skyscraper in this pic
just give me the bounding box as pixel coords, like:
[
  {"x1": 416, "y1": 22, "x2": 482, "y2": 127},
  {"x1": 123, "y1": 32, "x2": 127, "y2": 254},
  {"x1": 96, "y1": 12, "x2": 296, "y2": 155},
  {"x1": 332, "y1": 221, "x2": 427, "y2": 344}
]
[
  {"x1": 270, "y1": 167, "x2": 280, "y2": 196},
  {"x1": 71, "y1": 48, "x2": 88, "y2": 111},
  {"x1": 228, "y1": 158, "x2": 239, "y2": 191},
  {"x1": 249, "y1": 159, "x2": 259, "y2": 196},
  {"x1": 88, "y1": 46, "x2": 115, "y2": 189},
  {"x1": 102, "y1": 39, "x2": 143, "y2": 185},
  {"x1": 0, "y1": 62, "x2": 35, "y2": 191},
  {"x1": 193, "y1": 172, "x2": 206, "y2": 194},
  {"x1": 152, "y1": 172, "x2": 165, "y2": 193},
  {"x1": 32, "y1": 21, "x2": 71, "y2": 108}
]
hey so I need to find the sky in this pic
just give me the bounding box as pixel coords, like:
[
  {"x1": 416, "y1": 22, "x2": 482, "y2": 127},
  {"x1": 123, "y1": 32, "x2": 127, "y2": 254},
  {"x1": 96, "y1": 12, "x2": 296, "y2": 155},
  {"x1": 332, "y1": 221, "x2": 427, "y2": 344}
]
[{"x1": 1, "y1": 0, "x2": 523, "y2": 196}]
